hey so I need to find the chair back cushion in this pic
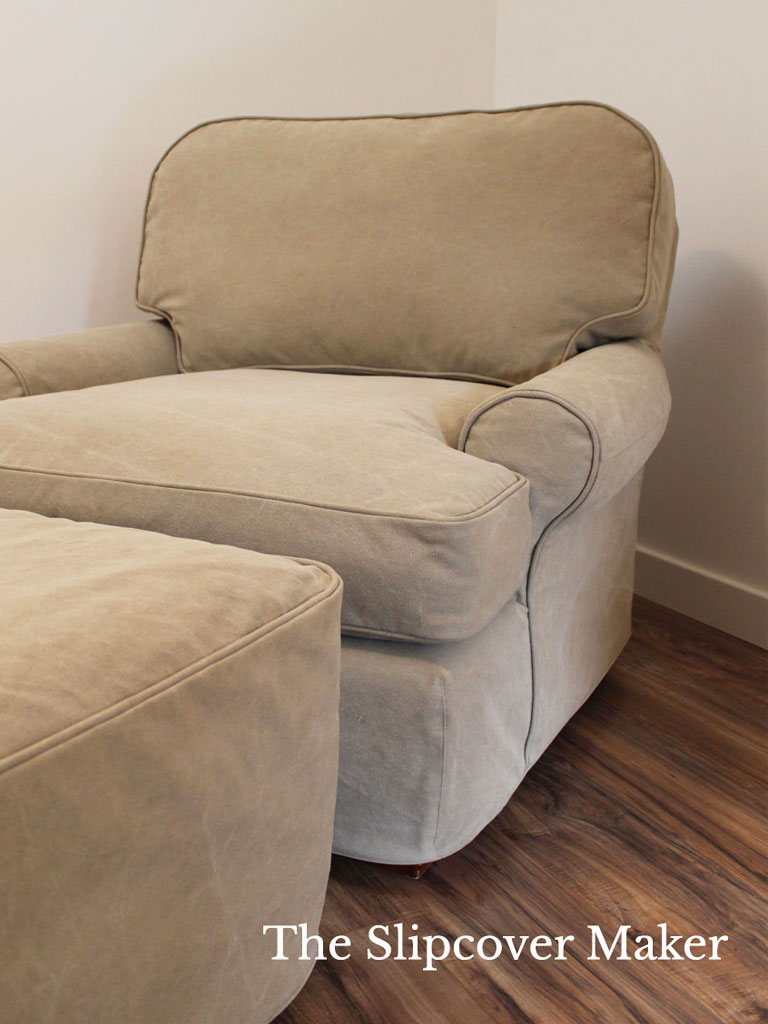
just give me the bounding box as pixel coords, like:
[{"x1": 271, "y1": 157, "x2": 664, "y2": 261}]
[{"x1": 136, "y1": 103, "x2": 677, "y2": 384}]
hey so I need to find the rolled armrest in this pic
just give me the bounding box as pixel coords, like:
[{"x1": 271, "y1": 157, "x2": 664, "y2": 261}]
[
  {"x1": 0, "y1": 320, "x2": 178, "y2": 400},
  {"x1": 459, "y1": 340, "x2": 671, "y2": 538}
]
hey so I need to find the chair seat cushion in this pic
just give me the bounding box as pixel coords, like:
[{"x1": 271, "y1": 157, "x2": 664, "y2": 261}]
[{"x1": 0, "y1": 369, "x2": 531, "y2": 642}]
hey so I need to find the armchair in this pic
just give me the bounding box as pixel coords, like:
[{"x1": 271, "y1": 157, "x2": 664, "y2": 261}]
[{"x1": 0, "y1": 103, "x2": 676, "y2": 865}]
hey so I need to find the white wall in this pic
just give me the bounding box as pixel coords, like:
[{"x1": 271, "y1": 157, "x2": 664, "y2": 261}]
[
  {"x1": 495, "y1": 0, "x2": 768, "y2": 646},
  {"x1": 0, "y1": 0, "x2": 495, "y2": 341}
]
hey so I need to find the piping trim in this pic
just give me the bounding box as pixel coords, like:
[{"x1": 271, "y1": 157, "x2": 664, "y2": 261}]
[
  {"x1": 0, "y1": 572, "x2": 340, "y2": 776},
  {"x1": 135, "y1": 101, "x2": 666, "y2": 382}
]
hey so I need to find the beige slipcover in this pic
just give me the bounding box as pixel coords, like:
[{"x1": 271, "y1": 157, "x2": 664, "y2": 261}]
[
  {"x1": 0, "y1": 370, "x2": 530, "y2": 642},
  {"x1": 0, "y1": 510, "x2": 342, "y2": 1023},
  {"x1": 0, "y1": 102, "x2": 677, "y2": 863},
  {"x1": 136, "y1": 105, "x2": 676, "y2": 384}
]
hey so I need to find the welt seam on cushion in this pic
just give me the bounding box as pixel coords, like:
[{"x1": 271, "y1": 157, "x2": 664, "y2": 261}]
[
  {"x1": 145, "y1": 101, "x2": 652, "y2": 134},
  {"x1": 222, "y1": 362, "x2": 514, "y2": 388},
  {"x1": 0, "y1": 464, "x2": 526, "y2": 524},
  {"x1": 0, "y1": 352, "x2": 29, "y2": 397},
  {"x1": 0, "y1": 575, "x2": 341, "y2": 778},
  {"x1": 134, "y1": 152, "x2": 165, "y2": 330},
  {"x1": 560, "y1": 119, "x2": 663, "y2": 361},
  {"x1": 133, "y1": 159, "x2": 186, "y2": 375},
  {"x1": 136, "y1": 102, "x2": 664, "y2": 379}
]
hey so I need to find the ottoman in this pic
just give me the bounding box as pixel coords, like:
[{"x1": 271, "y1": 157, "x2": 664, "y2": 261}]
[{"x1": 0, "y1": 510, "x2": 342, "y2": 1024}]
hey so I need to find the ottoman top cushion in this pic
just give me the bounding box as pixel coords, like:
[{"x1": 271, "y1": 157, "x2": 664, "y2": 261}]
[{"x1": 0, "y1": 510, "x2": 340, "y2": 772}]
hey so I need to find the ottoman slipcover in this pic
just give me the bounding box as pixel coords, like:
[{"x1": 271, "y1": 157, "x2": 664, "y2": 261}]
[{"x1": 0, "y1": 510, "x2": 342, "y2": 1024}]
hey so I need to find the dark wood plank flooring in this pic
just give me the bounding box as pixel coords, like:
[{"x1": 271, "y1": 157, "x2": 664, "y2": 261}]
[{"x1": 277, "y1": 598, "x2": 768, "y2": 1024}]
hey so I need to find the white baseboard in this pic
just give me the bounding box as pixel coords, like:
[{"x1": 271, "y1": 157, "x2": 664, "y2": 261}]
[{"x1": 635, "y1": 546, "x2": 768, "y2": 649}]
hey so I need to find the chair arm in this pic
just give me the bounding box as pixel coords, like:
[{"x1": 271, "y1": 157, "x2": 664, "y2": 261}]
[
  {"x1": 0, "y1": 320, "x2": 178, "y2": 400},
  {"x1": 459, "y1": 340, "x2": 671, "y2": 539}
]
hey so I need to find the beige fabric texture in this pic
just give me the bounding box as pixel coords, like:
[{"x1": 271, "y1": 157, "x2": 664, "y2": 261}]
[
  {"x1": 136, "y1": 103, "x2": 677, "y2": 383},
  {"x1": 0, "y1": 360, "x2": 24, "y2": 401},
  {"x1": 333, "y1": 477, "x2": 644, "y2": 864},
  {"x1": 336, "y1": 596, "x2": 531, "y2": 864},
  {"x1": 525, "y1": 473, "x2": 643, "y2": 763},
  {"x1": 0, "y1": 101, "x2": 678, "y2": 867},
  {"x1": 0, "y1": 369, "x2": 530, "y2": 643},
  {"x1": 0, "y1": 510, "x2": 342, "y2": 1024},
  {"x1": 0, "y1": 321, "x2": 177, "y2": 399},
  {"x1": 460, "y1": 340, "x2": 671, "y2": 540}
]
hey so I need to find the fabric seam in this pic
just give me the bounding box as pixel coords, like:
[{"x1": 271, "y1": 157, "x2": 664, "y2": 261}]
[
  {"x1": 0, "y1": 464, "x2": 526, "y2": 525},
  {"x1": 460, "y1": 390, "x2": 599, "y2": 517},
  {"x1": 460, "y1": 386, "x2": 668, "y2": 467},
  {"x1": 0, "y1": 352, "x2": 30, "y2": 397},
  {"x1": 200, "y1": 362, "x2": 515, "y2": 387},
  {"x1": 524, "y1": 539, "x2": 635, "y2": 765},
  {"x1": 459, "y1": 354, "x2": 667, "y2": 764},
  {"x1": 432, "y1": 673, "x2": 449, "y2": 855},
  {"x1": 462, "y1": 390, "x2": 600, "y2": 766},
  {"x1": 341, "y1": 623, "x2": 472, "y2": 644},
  {"x1": 135, "y1": 101, "x2": 664, "y2": 381},
  {"x1": 0, "y1": 573, "x2": 341, "y2": 777},
  {"x1": 560, "y1": 122, "x2": 661, "y2": 361}
]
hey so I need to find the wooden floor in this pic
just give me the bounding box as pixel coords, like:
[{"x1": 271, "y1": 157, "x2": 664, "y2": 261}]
[{"x1": 278, "y1": 598, "x2": 767, "y2": 1024}]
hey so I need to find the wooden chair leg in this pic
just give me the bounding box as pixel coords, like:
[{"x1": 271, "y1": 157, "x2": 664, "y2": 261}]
[
  {"x1": 334, "y1": 855, "x2": 434, "y2": 879},
  {"x1": 381, "y1": 862, "x2": 433, "y2": 879}
]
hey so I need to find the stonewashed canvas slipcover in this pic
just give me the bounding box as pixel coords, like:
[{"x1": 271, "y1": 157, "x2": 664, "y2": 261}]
[{"x1": 0, "y1": 102, "x2": 677, "y2": 864}]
